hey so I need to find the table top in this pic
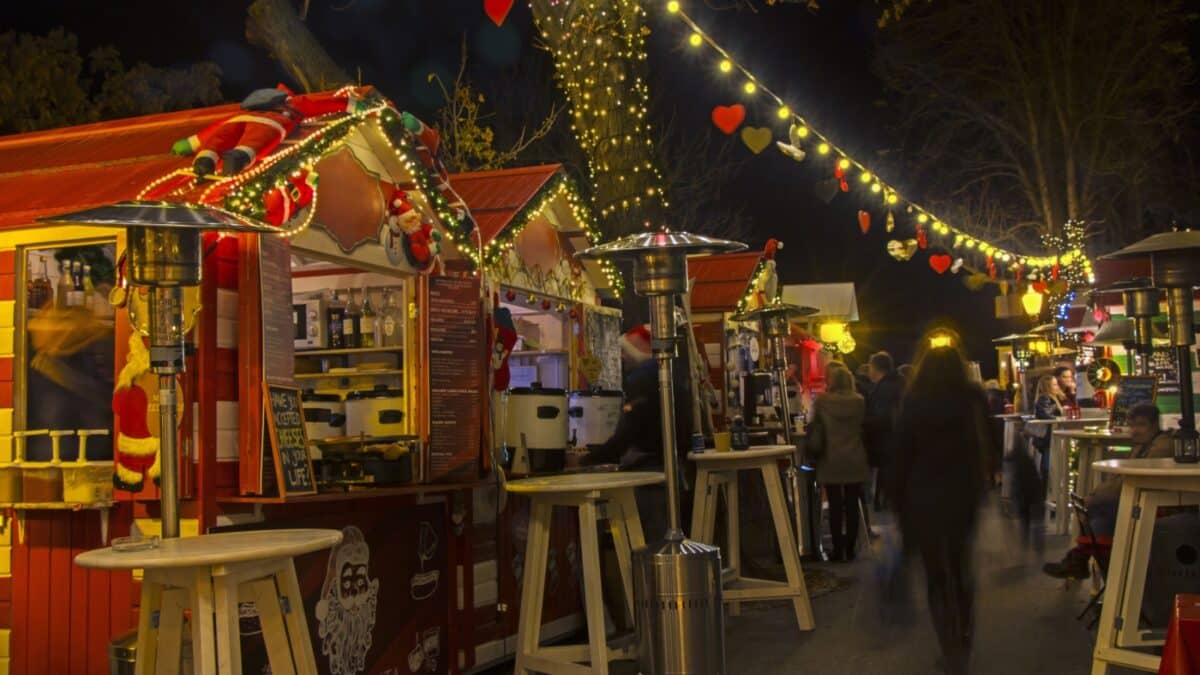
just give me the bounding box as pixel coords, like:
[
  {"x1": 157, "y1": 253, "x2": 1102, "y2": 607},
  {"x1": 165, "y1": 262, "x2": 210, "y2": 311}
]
[
  {"x1": 1054, "y1": 427, "x2": 1133, "y2": 442},
  {"x1": 994, "y1": 413, "x2": 1029, "y2": 420},
  {"x1": 1025, "y1": 416, "x2": 1106, "y2": 427},
  {"x1": 75, "y1": 529, "x2": 343, "y2": 571},
  {"x1": 505, "y1": 471, "x2": 665, "y2": 494},
  {"x1": 1092, "y1": 458, "x2": 1200, "y2": 477},
  {"x1": 689, "y1": 445, "x2": 796, "y2": 462}
]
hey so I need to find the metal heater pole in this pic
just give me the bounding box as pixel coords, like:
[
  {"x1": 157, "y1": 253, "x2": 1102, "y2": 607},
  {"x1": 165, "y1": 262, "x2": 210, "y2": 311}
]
[
  {"x1": 147, "y1": 284, "x2": 187, "y2": 540},
  {"x1": 1167, "y1": 287, "x2": 1199, "y2": 462},
  {"x1": 650, "y1": 294, "x2": 684, "y2": 540},
  {"x1": 157, "y1": 375, "x2": 179, "y2": 539}
]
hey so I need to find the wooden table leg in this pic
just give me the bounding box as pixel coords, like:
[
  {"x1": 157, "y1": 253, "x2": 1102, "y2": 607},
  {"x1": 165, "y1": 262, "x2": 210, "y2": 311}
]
[
  {"x1": 612, "y1": 487, "x2": 647, "y2": 627},
  {"x1": 577, "y1": 499, "x2": 610, "y2": 675},
  {"x1": 761, "y1": 462, "x2": 815, "y2": 631},
  {"x1": 189, "y1": 567, "x2": 218, "y2": 675},
  {"x1": 213, "y1": 571, "x2": 243, "y2": 675},
  {"x1": 514, "y1": 499, "x2": 552, "y2": 675},
  {"x1": 690, "y1": 467, "x2": 711, "y2": 542},
  {"x1": 607, "y1": 495, "x2": 636, "y2": 623},
  {"x1": 279, "y1": 562, "x2": 319, "y2": 675},
  {"x1": 134, "y1": 577, "x2": 164, "y2": 675},
  {"x1": 155, "y1": 588, "x2": 189, "y2": 675},
  {"x1": 726, "y1": 476, "x2": 742, "y2": 617},
  {"x1": 245, "y1": 577, "x2": 297, "y2": 675},
  {"x1": 1091, "y1": 481, "x2": 1140, "y2": 674}
]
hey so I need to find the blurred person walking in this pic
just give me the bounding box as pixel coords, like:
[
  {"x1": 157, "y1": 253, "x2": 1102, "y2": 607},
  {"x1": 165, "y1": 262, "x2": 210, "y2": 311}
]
[
  {"x1": 890, "y1": 341, "x2": 991, "y2": 675},
  {"x1": 809, "y1": 363, "x2": 869, "y2": 562},
  {"x1": 865, "y1": 351, "x2": 904, "y2": 510}
]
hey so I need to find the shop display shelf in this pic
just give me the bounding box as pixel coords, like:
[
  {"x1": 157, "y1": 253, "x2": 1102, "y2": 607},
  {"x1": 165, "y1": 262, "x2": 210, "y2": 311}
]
[
  {"x1": 294, "y1": 368, "x2": 404, "y2": 380},
  {"x1": 216, "y1": 481, "x2": 479, "y2": 504},
  {"x1": 0, "y1": 500, "x2": 114, "y2": 510},
  {"x1": 510, "y1": 349, "x2": 569, "y2": 357},
  {"x1": 294, "y1": 346, "x2": 405, "y2": 357}
]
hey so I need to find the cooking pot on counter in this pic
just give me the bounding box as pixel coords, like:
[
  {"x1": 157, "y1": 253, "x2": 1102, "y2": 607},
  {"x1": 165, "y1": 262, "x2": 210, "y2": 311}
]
[
  {"x1": 504, "y1": 383, "x2": 568, "y2": 473},
  {"x1": 302, "y1": 392, "x2": 345, "y2": 440},
  {"x1": 345, "y1": 387, "x2": 406, "y2": 438},
  {"x1": 568, "y1": 389, "x2": 623, "y2": 448}
]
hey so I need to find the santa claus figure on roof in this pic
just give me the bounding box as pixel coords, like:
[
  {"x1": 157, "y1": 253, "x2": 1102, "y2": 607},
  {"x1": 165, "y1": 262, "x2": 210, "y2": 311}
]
[{"x1": 171, "y1": 85, "x2": 372, "y2": 178}]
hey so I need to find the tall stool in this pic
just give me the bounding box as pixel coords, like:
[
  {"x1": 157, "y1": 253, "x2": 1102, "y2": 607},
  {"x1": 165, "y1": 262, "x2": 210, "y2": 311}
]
[
  {"x1": 689, "y1": 445, "x2": 815, "y2": 633},
  {"x1": 506, "y1": 472, "x2": 663, "y2": 675},
  {"x1": 76, "y1": 528, "x2": 342, "y2": 675}
]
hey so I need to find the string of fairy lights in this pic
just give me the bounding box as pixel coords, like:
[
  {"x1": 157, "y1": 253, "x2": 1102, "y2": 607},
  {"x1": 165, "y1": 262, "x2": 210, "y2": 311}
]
[{"x1": 662, "y1": 0, "x2": 1093, "y2": 286}]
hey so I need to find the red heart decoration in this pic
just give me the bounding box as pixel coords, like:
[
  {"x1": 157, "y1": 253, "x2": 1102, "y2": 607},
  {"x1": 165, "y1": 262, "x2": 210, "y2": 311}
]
[
  {"x1": 929, "y1": 253, "x2": 952, "y2": 275},
  {"x1": 484, "y1": 0, "x2": 514, "y2": 26},
  {"x1": 857, "y1": 210, "x2": 870, "y2": 234},
  {"x1": 711, "y1": 104, "x2": 745, "y2": 135},
  {"x1": 1032, "y1": 280, "x2": 1048, "y2": 294}
]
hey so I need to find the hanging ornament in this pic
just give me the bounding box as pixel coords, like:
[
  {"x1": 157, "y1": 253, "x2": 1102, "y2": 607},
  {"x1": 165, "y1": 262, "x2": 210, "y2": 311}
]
[
  {"x1": 887, "y1": 239, "x2": 919, "y2": 261},
  {"x1": 813, "y1": 178, "x2": 840, "y2": 204},
  {"x1": 964, "y1": 273, "x2": 990, "y2": 291},
  {"x1": 928, "y1": 253, "x2": 953, "y2": 275},
  {"x1": 1051, "y1": 263, "x2": 1061, "y2": 281},
  {"x1": 569, "y1": 309, "x2": 578, "y2": 319},
  {"x1": 541, "y1": 299, "x2": 552, "y2": 311},
  {"x1": 987, "y1": 255, "x2": 997, "y2": 279},
  {"x1": 839, "y1": 179, "x2": 849, "y2": 193},
  {"x1": 857, "y1": 210, "x2": 871, "y2": 234},
  {"x1": 1032, "y1": 280, "x2": 1049, "y2": 294},
  {"x1": 1093, "y1": 307, "x2": 1109, "y2": 324},
  {"x1": 556, "y1": 303, "x2": 566, "y2": 313},
  {"x1": 776, "y1": 140, "x2": 806, "y2": 162},
  {"x1": 834, "y1": 165, "x2": 845, "y2": 180},
  {"x1": 885, "y1": 211, "x2": 895, "y2": 233},
  {"x1": 740, "y1": 126, "x2": 772, "y2": 154},
  {"x1": 505, "y1": 289, "x2": 516, "y2": 302},
  {"x1": 484, "y1": 0, "x2": 515, "y2": 25},
  {"x1": 711, "y1": 104, "x2": 746, "y2": 134},
  {"x1": 951, "y1": 258, "x2": 964, "y2": 274},
  {"x1": 527, "y1": 294, "x2": 536, "y2": 304},
  {"x1": 916, "y1": 224, "x2": 928, "y2": 250}
]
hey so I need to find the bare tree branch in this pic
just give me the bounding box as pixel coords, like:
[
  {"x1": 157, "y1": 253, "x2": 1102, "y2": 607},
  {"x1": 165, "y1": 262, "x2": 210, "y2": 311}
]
[{"x1": 246, "y1": 0, "x2": 350, "y2": 93}]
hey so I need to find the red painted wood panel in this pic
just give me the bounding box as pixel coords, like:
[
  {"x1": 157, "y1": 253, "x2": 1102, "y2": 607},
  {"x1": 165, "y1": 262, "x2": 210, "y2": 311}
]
[
  {"x1": 0, "y1": 576, "x2": 11, "y2": 601},
  {"x1": 0, "y1": 250, "x2": 14, "y2": 275},
  {"x1": 48, "y1": 516, "x2": 71, "y2": 674},
  {"x1": 0, "y1": 383, "x2": 12, "y2": 410},
  {"x1": 0, "y1": 274, "x2": 13, "y2": 301},
  {"x1": 0, "y1": 357, "x2": 12, "y2": 382},
  {"x1": 24, "y1": 515, "x2": 51, "y2": 675},
  {"x1": 0, "y1": 602, "x2": 9, "y2": 630},
  {"x1": 68, "y1": 516, "x2": 89, "y2": 675}
]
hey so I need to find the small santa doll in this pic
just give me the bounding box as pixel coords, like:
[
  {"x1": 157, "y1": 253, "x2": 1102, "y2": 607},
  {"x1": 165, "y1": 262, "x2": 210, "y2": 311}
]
[
  {"x1": 384, "y1": 188, "x2": 442, "y2": 271},
  {"x1": 111, "y1": 334, "x2": 161, "y2": 492}
]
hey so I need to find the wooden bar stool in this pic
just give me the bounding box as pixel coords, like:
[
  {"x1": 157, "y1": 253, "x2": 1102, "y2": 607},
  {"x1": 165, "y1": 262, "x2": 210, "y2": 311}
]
[
  {"x1": 688, "y1": 445, "x2": 815, "y2": 633},
  {"x1": 76, "y1": 528, "x2": 342, "y2": 675},
  {"x1": 506, "y1": 471, "x2": 664, "y2": 675}
]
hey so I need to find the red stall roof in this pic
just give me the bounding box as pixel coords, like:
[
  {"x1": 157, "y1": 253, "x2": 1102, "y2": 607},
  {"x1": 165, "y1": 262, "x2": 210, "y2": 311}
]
[
  {"x1": 0, "y1": 105, "x2": 236, "y2": 230},
  {"x1": 447, "y1": 164, "x2": 561, "y2": 245},
  {"x1": 688, "y1": 251, "x2": 763, "y2": 313}
]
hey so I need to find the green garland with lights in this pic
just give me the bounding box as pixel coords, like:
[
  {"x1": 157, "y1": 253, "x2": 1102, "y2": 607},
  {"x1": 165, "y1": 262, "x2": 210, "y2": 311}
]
[{"x1": 733, "y1": 257, "x2": 777, "y2": 314}]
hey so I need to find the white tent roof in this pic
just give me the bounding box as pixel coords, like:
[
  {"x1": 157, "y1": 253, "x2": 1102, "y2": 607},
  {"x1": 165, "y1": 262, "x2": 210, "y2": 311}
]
[{"x1": 781, "y1": 283, "x2": 859, "y2": 321}]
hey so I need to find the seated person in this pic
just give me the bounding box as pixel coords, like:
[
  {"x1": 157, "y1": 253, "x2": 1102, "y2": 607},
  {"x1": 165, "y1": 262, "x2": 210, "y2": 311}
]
[{"x1": 1042, "y1": 403, "x2": 1173, "y2": 579}]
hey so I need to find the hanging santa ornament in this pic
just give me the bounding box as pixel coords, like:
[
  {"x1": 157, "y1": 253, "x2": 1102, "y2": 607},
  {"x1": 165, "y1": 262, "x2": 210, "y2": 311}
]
[
  {"x1": 711, "y1": 104, "x2": 746, "y2": 134},
  {"x1": 885, "y1": 211, "x2": 895, "y2": 233},
  {"x1": 112, "y1": 334, "x2": 162, "y2": 492},
  {"x1": 857, "y1": 210, "x2": 871, "y2": 234}
]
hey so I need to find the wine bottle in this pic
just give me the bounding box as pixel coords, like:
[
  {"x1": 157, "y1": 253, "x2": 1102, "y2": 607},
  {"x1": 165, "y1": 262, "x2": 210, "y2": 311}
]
[
  {"x1": 327, "y1": 290, "x2": 346, "y2": 349},
  {"x1": 56, "y1": 260, "x2": 72, "y2": 308},
  {"x1": 343, "y1": 288, "x2": 361, "y2": 349},
  {"x1": 359, "y1": 288, "x2": 376, "y2": 348}
]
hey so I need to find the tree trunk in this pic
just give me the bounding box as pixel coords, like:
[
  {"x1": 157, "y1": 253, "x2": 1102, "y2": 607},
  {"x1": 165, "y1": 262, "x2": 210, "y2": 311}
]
[{"x1": 246, "y1": 0, "x2": 351, "y2": 94}]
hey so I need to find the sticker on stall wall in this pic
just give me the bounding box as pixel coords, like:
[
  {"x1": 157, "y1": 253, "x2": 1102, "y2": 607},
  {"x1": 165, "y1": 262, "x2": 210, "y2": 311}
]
[
  {"x1": 407, "y1": 626, "x2": 441, "y2": 673},
  {"x1": 410, "y1": 521, "x2": 441, "y2": 601},
  {"x1": 315, "y1": 526, "x2": 380, "y2": 675}
]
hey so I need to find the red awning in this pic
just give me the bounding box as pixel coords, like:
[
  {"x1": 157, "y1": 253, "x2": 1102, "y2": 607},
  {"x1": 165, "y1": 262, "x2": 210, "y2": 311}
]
[
  {"x1": 447, "y1": 164, "x2": 561, "y2": 245},
  {"x1": 688, "y1": 251, "x2": 763, "y2": 313}
]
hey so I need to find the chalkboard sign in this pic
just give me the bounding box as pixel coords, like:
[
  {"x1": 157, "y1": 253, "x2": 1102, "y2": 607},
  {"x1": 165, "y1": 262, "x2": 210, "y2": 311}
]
[
  {"x1": 1109, "y1": 376, "x2": 1159, "y2": 429},
  {"x1": 263, "y1": 385, "x2": 317, "y2": 497},
  {"x1": 427, "y1": 276, "x2": 483, "y2": 482}
]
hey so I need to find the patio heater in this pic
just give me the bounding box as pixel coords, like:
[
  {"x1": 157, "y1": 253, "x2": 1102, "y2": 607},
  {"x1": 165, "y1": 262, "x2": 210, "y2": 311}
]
[
  {"x1": 1101, "y1": 279, "x2": 1160, "y2": 376},
  {"x1": 731, "y1": 301, "x2": 820, "y2": 557},
  {"x1": 41, "y1": 201, "x2": 277, "y2": 536},
  {"x1": 1105, "y1": 231, "x2": 1200, "y2": 463},
  {"x1": 578, "y1": 229, "x2": 745, "y2": 675}
]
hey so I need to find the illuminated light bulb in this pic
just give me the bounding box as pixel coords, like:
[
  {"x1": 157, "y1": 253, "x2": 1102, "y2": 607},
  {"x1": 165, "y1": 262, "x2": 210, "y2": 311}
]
[
  {"x1": 870, "y1": 182, "x2": 882, "y2": 193},
  {"x1": 667, "y1": 0, "x2": 680, "y2": 12},
  {"x1": 917, "y1": 213, "x2": 928, "y2": 223},
  {"x1": 817, "y1": 142, "x2": 830, "y2": 155},
  {"x1": 743, "y1": 81, "x2": 757, "y2": 95},
  {"x1": 777, "y1": 105, "x2": 790, "y2": 119},
  {"x1": 886, "y1": 193, "x2": 899, "y2": 205},
  {"x1": 689, "y1": 33, "x2": 702, "y2": 47},
  {"x1": 719, "y1": 59, "x2": 732, "y2": 73},
  {"x1": 859, "y1": 171, "x2": 872, "y2": 183},
  {"x1": 838, "y1": 158, "x2": 851, "y2": 170}
]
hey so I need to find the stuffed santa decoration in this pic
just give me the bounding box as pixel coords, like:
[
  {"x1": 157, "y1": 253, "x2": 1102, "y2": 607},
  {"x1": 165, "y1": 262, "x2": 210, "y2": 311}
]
[
  {"x1": 112, "y1": 334, "x2": 160, "y2": 492},
  {"x1": 400, "y1": 112, "x2": 476, "y2": 233},
  {"x1": 172, "y1": 85, "x2": 371, "y2": 177},
  {"x1": 262, "y1": 169, "x2": 319, "y2": 226},
  {"x1": 492, "y1": 305, "x2": 518, "y2": 391},
  {"x1": 385, "y1": 188, "x2": 442, "y2": 271}
]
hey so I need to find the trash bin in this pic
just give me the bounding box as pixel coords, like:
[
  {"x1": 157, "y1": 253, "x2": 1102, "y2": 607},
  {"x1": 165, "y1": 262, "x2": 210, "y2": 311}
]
[{"x1": 109, "y1": 631, "x2": 137, "y2": 675}]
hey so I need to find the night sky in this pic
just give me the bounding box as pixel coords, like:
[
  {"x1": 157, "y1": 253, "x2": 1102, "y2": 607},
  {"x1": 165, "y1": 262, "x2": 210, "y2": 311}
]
[{"x1": 2, "y1": 0, "x2": 1031, "y2": 374}]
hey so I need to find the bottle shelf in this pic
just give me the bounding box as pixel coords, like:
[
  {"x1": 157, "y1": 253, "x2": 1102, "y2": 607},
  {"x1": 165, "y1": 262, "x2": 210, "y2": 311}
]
[
  {"x1": 295, "y1": 346, "x2": 404, "y2": 357},
  {"x1": 295, "y1": 368, "x2": 404, "y2": 381}
]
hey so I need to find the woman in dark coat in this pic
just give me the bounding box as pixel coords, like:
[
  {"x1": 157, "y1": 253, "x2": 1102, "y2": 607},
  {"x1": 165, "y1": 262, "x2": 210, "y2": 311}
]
[{"x1": 890, "y1": 343, "x2": 991, "y2": 675}]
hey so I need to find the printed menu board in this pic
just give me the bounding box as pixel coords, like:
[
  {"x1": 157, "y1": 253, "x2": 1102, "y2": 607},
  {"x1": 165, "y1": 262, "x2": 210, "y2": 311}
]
[
  {"x1": 259, "y1": 233, "x2": 295, "y2": 386},
  {"x1": 1109, "y1": 376, "x2": 1159, "y2": 429},
  {"x1": 262, "y1": 385, "x2": 317, "y2": 496},
  {"x1": 427, "y1": 276, "x2": 483, "y2": 481}
]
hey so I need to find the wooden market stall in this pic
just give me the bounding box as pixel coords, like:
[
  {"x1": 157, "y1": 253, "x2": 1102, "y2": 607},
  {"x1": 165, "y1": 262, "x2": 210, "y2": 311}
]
[{"x1": 0, "y1": 89, "x2": 613, "y2": 674}]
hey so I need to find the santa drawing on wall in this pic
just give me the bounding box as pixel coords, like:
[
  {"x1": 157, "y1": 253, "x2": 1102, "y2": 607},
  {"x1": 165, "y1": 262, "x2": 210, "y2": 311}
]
[{"x1": 316, "y1": 526, "x2": 380, "y2": 675}]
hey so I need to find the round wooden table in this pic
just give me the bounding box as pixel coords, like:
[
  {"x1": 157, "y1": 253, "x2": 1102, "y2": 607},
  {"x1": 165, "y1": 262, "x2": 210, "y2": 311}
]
[
  {"x1": 688, "y1": 445, "x2": 814, "y2": 634},
  {"x1": 1089, "y1": 459, "x2": 1200, "y2": 675},
  {"x1": 77, "y1": 529, "x2": 342, "y2": 675},
  {"x1": 506, "y1": 471, "x2": 663, "y2": 675},
  {"x1": 1045, "y1": 426, "x2": 1133, "y2": 535}
]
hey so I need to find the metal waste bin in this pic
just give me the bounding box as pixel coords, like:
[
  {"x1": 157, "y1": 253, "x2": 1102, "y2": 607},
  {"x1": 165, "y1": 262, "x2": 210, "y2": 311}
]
[
  {"x1": 634, "y1": 539, "x2": 726, "y2": 675},
  {"x1": 109, "y1": 631, "x2": 137, "y2": 675}
]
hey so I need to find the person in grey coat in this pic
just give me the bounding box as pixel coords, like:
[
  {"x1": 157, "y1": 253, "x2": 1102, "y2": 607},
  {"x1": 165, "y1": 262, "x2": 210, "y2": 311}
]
[{"x1": 812, "y1": 363, "x2": 870, "y2": 562}]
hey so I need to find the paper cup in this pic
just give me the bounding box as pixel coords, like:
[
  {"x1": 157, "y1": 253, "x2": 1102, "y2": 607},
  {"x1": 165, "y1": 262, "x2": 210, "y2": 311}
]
[{"x1": 714, "y1": 432, "x2": 732, "y2": 453}]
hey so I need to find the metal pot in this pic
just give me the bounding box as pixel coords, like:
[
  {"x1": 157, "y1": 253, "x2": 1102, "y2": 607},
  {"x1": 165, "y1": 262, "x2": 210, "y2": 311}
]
[
  {"x1": 302, "y1": 392, "x2": 345, "y2": 440},
  {"x1": 505, "y1": 383, "x2": 568, "y2": 473},
  {"x1": 345, "y1": 387, "x2": 406, "y2": 438},
  {"x1": 568, "y1": 389, "x2": 623, "y2": 448}
]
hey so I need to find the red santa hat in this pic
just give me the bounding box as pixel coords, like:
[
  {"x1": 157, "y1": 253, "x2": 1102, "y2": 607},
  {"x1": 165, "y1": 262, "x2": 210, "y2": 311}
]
[{"x1": 620, "y1": 324, "x2": 653, "y2": 363}]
